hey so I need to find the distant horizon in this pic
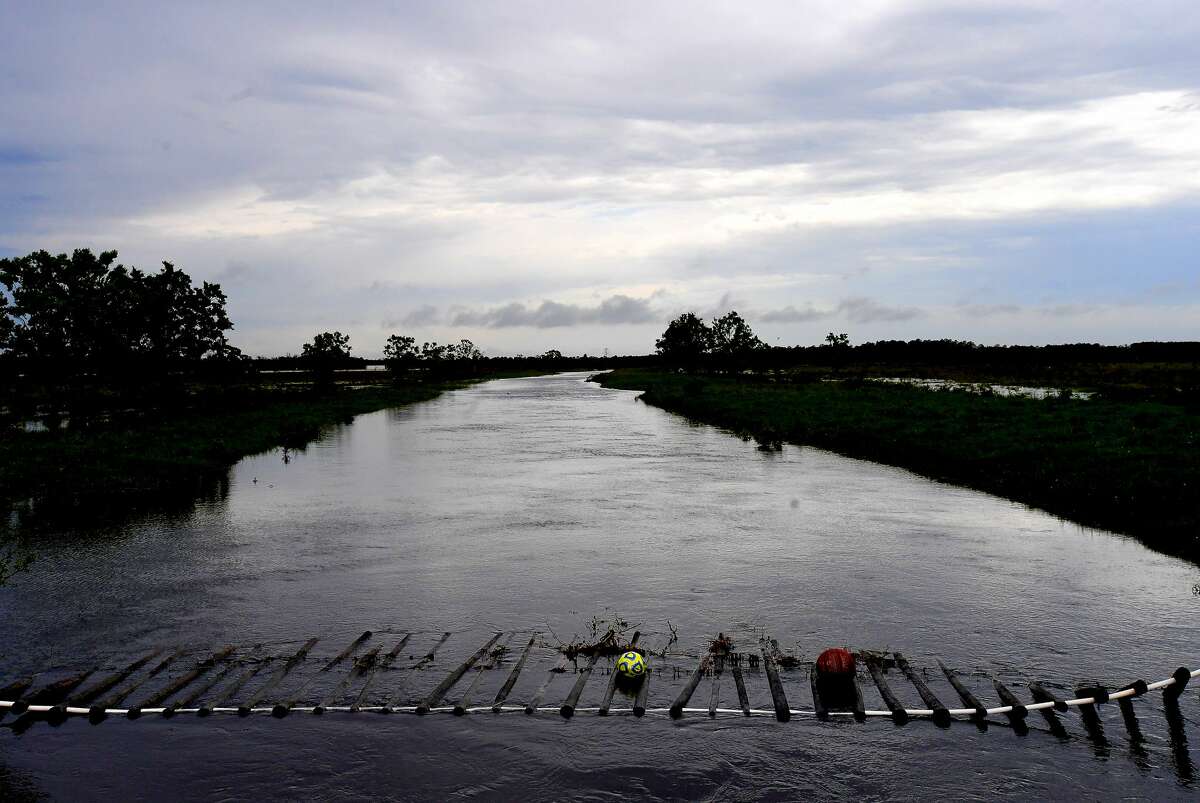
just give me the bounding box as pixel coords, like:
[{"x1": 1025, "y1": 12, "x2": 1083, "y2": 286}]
[
  {"x1": 244, "y1": 332, "x2": 1200, "y2": 361},
  {"x1": 3, "y1": 3, "x2": 1198, "y2": 355}
]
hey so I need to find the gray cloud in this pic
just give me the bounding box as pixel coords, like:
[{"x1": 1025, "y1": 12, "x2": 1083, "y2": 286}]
[
  {"x1": 957, "y1": 303, "x2": 1022, "y2": 318},
  {"x1": 837, "y1": 297, "x2": 923, "y2": 324},
  {"x1": 401, "y1": 305, "x2": 440, "y2": 327},
  {"x1": 1042, "y1": 304, "x2": 1098, "y2": 318},
  {"x1": 450, "y1": 294, "x2": 657, "y2": 329},
  {"x1": 760, "y1": 304, "x2": 830, "y2": 323},
  {"x1": 755, "y1": 298, "x2": 923, "y2": 324}
]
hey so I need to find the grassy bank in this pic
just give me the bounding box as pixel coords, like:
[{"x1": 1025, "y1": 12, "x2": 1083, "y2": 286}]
[
  {"x1": 1, "y1": 373, "x2": 539, "y2": 531},
  {"x1": 596, "y1": 368, "x2": 1200, "y2": 564}
]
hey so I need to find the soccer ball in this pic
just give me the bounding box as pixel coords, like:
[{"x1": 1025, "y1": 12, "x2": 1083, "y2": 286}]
[{"x1": 616, "y1": 650, "x2": 646, "y2": 679}]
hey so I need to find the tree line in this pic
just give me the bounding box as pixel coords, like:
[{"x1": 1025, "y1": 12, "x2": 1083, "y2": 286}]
[
  {"x1": 296, "y1": 331, "x2": 487, "y2": 384},
  {"x1": 5, "y1": 247, "x2": 1195, "y2": 388},
  {"x1": 1, "y1": 249, "x2": 238, "y2": 379}
]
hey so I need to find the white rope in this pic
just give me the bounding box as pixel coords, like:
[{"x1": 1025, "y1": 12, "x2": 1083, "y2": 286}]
[{"x1": 2, "y1": 666, "x2": 1193, "y2": 721}]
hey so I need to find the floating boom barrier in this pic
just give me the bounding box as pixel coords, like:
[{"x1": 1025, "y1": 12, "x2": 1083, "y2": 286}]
[{"x1": 2, "y1": 629, "x2": 1196, "y2": 749}]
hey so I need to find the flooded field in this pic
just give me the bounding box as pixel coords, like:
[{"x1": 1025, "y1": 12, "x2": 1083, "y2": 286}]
[{"x1": 1, "y1": 373, "x2": 1197, "y2": 800}]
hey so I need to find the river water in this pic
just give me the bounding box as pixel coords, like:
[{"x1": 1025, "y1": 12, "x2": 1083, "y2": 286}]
[{"x1": 1, "y1": 372, "x2": 1197, "y2": 800}]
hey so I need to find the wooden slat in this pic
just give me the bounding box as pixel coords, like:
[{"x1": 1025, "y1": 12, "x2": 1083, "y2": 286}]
[
  {"x1": 1027, "y1": 680, "x2": 1069, "y2": 738},
  {"x1": 454, "y1": 634, "x2": 512, "y2": 715},
  {"x1": 938, "y1": 661, "x2": 987, "y2": 725},
  {"x1": 239, "y1": 637, "x2": 320, "y2": 716},
  {"x1": 526, "y1": 655, "x2": 567, "y2": 714},
  {"x1": 130, "y1": 646, "x2": 235, "y2": 718},
  {"x1": 599, "y1": 632, "x2": 639, "y2": 716},
  {"x1": 559, "y1": 652, "x2": 601, "y2": 719},
  {"x1": 669, "y1": 656, "x2": 708, "y2": 719},
  {"x1": 991, "y1": 678, "x2": 1029, "y2": 735},
  {"x1": 417, "y1": 633, "x2": 502, "y2": 714},
  {"x1": 761, "y1": 642, "x2": 791, "y2": 723},
  {"x1": 894, "y1": 653, "x2": 950, "y2": 727},
  {"x1": 491, "y1": 634, "x2": 537, "y2": 712},
  {"x1": 864, "y1": 656, "x2": 907, "y2": 725},
  {"x1": 810, "y1": 671, "x2": 828, "y2": 721},
  {"x1": 355, "y1": 634, "x2": 409, "y2": 711},
  {"x1": 731, "y1": 660, "x2": 751, "y2": 717},
  {"x1": 316, "y1": 646, "x2": 381, "y2": 714}
]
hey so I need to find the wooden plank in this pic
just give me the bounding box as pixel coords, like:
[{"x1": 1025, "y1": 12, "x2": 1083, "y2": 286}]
[
  {"x1": 851, "y1": 674, "x2": 866, "y2": 722},
  {"x1": 129, "y1": 646, "x2": 235, "y2": 719},
  {"x1": 10, "y1": 670, "x2": 98, "y2": 733},
  {"x1": 864, "y1": 656, "x2": 907, "y2": 725},
  {"x1": 525, "y1": 655, "x2": 568, "y2": 715},
  {"x1": 453, "y1": 634, "x2": 512, "y2": 715},
  {"x1": 633, "y1": 668, "x2": 650, "y2": 718},
  {"x1": 318, "y1": 631, "x2": 373, "y2": 672},
  {"x1": 761, "y1": 643, "x2": 791, "y2": 723},
  {"x1": 69, "y1": 648, "x2": 164, "y2": 706},
  {"x1": 708, "y1": 666, "x2": 721, "y2": 718},
  {"x1": 277, "y1": 631, "x2": 371, "y2": 714},
  {"x1": 1027, "y1": 681, "x2": 1068, "y2": 712},
  {"x1": 1162, "y1": 694, "x2": 1194, "y2": 782},
  {"x1": 315, "y1": 646, "x2": 381, "y2": 714},
  {"x1": 172, "y1": 659, "x2": 240, "y2": 715},
  {"x1": 669, "y1": 656, "x2": 708, "y2": 719},
  {"x1": 992, "y1": 678, "x2": 1029, "y2": 735},
  {"x1": 810, "y1": 671, "x2": 828, "y2": 721},
  {"x1": 11, "y1": 670, "x2": 94, "y2": 717},
  {"x1": 91, "y1": 648, "x2": 185, "y2": 720},
  {"x1": 559, "y1": 652, "x2": 601, "y2": 719},
  {"x1": 938, "y1": 661, "x2": 988, "y2": 724},
  {"x1": 0, "y1": 677, "x2": 33, "y2": 722},
  {"x1": 730, "y1": 660, "x2": 750, "y2": 717},
  {"x1": 1116, "y1": 683, "x2": 1145, "y2": 742},
  {"x1": 416, "y1": 632, "x2": 452, "y2": 667},
  {"x1": 200, "y1": 660, "x2": 269, "y2": 717},
  {"x1": 1075, "y1": 685, "x2": 1109, "y2": 749},
  {"x1": 417, "y1": 633, "x2": 502, "y2": 714},
  {"x1": 1027, "y1": 680, "x2": 1069, "y2": 738},
  {"x1": 239, "y1": 637, "x2": 320, "y2": 716},
  {"x1": 894, "y1": 653, "x2": 950, "y2": 727},
  {"x1": 491, "y1": 634, "x2": 538, "y2": 712},
  {"x1": 355, "y1": 634, "x2": 409, "y2": 711},
  {"x1": 1163, "y1": 667, "x2": 1191, "y2": 701},
  {"x1": 599, "y1": 632, "x2": 639, "y2": 716}
]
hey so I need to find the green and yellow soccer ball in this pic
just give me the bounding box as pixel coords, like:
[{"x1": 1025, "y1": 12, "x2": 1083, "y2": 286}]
[{"x1": 616, "y1": 650, "x2": 646, "y2": 679}]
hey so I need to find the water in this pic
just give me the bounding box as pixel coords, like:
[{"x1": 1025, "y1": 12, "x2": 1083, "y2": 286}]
[
  {"x1": 1, "y1": 372, "x2": 1197, "y2": 800},
  {"x1": 865, "y1": 377, "x2": 1094, "y2": 399}
]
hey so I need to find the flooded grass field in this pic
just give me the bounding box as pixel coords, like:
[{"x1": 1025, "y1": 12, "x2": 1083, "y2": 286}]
[{"x1": 2, "y1": 373, "x2": 1198, "y2": 800}]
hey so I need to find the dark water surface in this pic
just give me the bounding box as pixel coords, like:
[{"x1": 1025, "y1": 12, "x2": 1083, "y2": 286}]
[{"x1": 2, "y1": 373, "x2": 1198, "y2": 800}]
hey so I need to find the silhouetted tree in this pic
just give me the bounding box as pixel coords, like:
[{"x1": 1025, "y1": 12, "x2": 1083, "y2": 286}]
[
  {"x1": 656, "y1": 312, "x2": 712, "y2": 370},
  {"x1": 710, "y1": 310, "x2": 765, "y2": 373},
  {"x1": 0, "y1": 292, "x2": 13, "y2": 354},
  {"x1": 383, "y1": 334, "x2": 419, "y2": 377},
  {"x1": 451, "y1": 339, "x2": 482, "y2": 361},
  {"x1": 420, "y1": 341, "x2": 448, "y2": 363},
  {"x1": 824, "y1": 332, "x2": 851, "y2": 370},
  {"x1": 825, "y1": 332, "x2": 849, "y2": 348},
  {"x1": 0, "y1": 249, "x2": 238, "y2": 378},
  {"x1": 302, "y1": 331, "x2": 352, "y2": 386}
]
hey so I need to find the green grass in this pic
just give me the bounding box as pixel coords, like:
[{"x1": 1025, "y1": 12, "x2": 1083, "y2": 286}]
[{"x1": 597, "y1": 368, "x2": 1200, "y2": 564}]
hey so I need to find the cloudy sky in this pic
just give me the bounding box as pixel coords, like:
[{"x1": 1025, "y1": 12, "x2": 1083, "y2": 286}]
[{"x1": 2, "y1": 1, "x2": 1197, "y2": 356}]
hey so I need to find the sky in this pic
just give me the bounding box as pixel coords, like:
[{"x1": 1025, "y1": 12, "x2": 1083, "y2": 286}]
[{"x1": 1, "y1": 1, "x2": 1198, "y2": 357}]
